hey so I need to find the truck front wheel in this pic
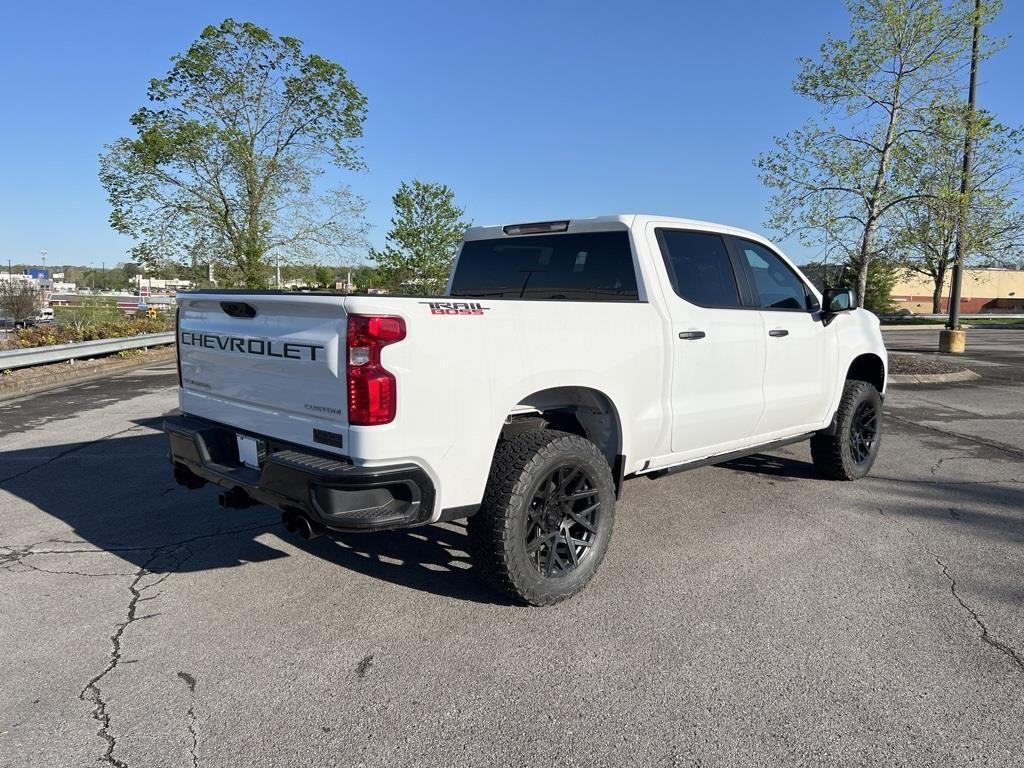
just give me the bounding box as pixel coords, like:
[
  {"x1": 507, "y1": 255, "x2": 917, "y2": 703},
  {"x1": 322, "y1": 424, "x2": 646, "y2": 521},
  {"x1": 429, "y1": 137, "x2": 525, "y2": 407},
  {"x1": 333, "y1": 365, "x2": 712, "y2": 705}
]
[
  {"x1": 810, "y1": 379, "x2": 882, "y2": 480},
  {"x1": 468, "y1": 429, "x2": 616, "y2": 606}
]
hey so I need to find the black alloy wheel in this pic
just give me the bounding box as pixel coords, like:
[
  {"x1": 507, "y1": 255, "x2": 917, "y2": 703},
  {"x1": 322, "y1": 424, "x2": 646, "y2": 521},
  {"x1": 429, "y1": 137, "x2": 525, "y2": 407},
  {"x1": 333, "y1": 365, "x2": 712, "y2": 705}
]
[
  {"x1": 810, "y1": 379, "x2": 883, "y2": 481},
  {"x1": 849, "y1": 400, "x2": 878, "y2": 464},
  {"x1": 525, "y1": 464, "x2": 601, "y2": 578},
  {"x1": 468, "y1": 429, "x2": 616, "y2": 605}
]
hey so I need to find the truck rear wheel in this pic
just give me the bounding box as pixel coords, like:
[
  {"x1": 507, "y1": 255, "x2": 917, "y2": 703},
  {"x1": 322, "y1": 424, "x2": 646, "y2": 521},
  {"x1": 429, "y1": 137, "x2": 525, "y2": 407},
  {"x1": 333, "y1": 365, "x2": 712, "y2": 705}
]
[
  {"x1": 810, "y1": 379, "x2": 882, "y2": 480},
  {"x1": 468, "y1": 429, "x2": 616, "y2": 606}
]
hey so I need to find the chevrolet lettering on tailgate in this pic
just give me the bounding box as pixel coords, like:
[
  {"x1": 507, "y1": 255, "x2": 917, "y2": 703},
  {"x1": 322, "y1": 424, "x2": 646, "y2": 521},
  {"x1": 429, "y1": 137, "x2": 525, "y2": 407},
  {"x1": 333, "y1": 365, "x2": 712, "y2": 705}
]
[{"x1": 179, "y1": 331, "x2": 325, "y2": 361}]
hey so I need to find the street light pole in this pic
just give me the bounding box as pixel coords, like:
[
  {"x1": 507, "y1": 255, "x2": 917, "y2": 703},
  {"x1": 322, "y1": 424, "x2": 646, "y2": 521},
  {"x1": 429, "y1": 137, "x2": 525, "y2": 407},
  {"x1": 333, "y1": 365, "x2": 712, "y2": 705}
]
[{"x1": 941, "y1": 0, "x2": 982, "y2": 354}]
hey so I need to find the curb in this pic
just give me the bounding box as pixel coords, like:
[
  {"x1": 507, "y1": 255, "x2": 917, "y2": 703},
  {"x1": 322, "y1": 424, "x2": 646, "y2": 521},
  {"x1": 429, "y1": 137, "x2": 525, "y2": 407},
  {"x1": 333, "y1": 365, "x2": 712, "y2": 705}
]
[
  {"x1": 883, "y1": 324, "x2": 1024, "y2": 330},
  {"x1": 889, "y1": 369, "x2": 980, "y2": 385},
  {"x1": 882, "y1": 324, "x2": 953, "y2": 330},
  {"x1": 0, "y1": 346, "x2": 175, "y2": 402}
]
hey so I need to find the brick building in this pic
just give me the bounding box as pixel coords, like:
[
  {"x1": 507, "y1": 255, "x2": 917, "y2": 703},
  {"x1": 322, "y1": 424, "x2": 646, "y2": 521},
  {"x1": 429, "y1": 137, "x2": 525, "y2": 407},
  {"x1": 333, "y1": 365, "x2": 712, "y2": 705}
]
[{"x1": 891, "y1": 268, "x2": 1024, "y2": 314}]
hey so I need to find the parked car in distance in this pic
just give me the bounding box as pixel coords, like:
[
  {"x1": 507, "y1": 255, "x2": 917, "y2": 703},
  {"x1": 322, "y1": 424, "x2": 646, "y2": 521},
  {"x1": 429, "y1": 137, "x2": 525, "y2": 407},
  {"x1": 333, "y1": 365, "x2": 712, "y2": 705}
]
[{"x1": 13, "y1": 307, "x2": 54, "y2": 329}]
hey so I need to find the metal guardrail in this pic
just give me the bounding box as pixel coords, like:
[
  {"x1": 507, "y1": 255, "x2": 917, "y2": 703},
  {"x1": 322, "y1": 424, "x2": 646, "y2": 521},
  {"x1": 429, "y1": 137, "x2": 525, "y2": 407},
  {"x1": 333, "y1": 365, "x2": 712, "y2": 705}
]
[{"x1": 0, "y1": 333, "x2": 175, "y2": 371}]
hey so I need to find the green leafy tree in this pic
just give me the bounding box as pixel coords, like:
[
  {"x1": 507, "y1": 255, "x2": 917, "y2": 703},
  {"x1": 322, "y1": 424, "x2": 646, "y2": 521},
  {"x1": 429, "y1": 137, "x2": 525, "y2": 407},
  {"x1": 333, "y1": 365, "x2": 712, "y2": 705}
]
[
  {"x1": 371, "y1": 180, "x2": 470, "y2": 295},
  {"x1": 100, "y1": 19, "x2": 369, "y2": 288},
  {"x1": 350, "y1": 264, "x2": 379, "y2": 291},
  {"x1": 842, "y1": 259, "x2": 899, "y2": 313},
  {"x1": 757, "y1": 0, "x2": 980, "y2": 306},
  {"x1": 893, "y1": 102, "x2": 1024, "y2": 311},
  {"x1": 313, "y1": 265, "x2": 334, "y2": 288},
  {"x1": 120, "y1": 262, "x2": 141, "y2": 283}
]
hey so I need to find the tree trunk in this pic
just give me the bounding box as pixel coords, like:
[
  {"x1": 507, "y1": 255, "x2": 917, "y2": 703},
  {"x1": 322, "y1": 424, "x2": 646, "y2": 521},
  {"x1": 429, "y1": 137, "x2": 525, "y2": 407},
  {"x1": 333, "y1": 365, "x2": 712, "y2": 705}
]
[
  {"x1": 856, "y1": 227, "x2": 873, "y2": 308},
  {"x1": 855, "y1": 78, "x2": 903, "y2": 309},
  {"x1": 931, "y1": 264, "x2": 947, "y2": 314}
]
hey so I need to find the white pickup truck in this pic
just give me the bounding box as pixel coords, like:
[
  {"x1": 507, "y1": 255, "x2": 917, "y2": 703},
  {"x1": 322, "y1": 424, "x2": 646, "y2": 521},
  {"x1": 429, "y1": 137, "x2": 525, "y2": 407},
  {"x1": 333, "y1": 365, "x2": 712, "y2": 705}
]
[{"x1": 165, "y1": 215, "x2": 886, "y2": 604}]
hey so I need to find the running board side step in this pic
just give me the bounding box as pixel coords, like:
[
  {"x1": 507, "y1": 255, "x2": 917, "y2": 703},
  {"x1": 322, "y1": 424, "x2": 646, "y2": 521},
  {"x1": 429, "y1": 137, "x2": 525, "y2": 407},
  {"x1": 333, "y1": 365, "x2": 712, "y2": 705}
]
[{"x1": 644, "y1": 433, "x2": 816, "y2": 480}]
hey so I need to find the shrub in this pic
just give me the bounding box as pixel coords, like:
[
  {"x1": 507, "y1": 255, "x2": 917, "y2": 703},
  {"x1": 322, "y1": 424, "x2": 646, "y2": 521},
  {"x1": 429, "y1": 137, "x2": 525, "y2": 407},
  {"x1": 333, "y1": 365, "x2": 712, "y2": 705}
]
[{"x1": 10, "y1": 310, "x2": 175, "y2": 349}]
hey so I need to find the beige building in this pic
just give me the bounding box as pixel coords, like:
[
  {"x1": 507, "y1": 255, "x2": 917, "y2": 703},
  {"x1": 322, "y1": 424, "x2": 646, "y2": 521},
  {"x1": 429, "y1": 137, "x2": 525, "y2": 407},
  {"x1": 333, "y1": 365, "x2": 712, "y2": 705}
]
[{"x1": 891, "y1": 268, "x2": 1024, "y2": 314}]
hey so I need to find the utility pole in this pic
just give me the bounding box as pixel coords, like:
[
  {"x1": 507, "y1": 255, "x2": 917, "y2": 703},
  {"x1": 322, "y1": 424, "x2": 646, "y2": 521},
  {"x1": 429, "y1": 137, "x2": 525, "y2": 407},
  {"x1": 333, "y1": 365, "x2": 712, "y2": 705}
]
[{"x1": 941, "y1": 0, "x2": 982, "y2": 354}]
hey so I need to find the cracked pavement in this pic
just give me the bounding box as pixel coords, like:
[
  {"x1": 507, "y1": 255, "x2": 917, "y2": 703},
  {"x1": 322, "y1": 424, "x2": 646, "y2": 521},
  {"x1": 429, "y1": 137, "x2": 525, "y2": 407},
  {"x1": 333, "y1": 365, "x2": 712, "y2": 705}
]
[{"x1": 1, "y1": 330, "x2": 1023, "y2": 767}]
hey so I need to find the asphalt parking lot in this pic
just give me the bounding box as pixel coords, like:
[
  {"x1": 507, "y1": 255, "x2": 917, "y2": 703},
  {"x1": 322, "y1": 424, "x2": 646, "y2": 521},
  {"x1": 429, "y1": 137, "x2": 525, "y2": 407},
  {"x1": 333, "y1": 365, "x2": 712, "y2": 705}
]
[{"x1": 2, "y1": 329, "x2": 1022, "y2": 767}]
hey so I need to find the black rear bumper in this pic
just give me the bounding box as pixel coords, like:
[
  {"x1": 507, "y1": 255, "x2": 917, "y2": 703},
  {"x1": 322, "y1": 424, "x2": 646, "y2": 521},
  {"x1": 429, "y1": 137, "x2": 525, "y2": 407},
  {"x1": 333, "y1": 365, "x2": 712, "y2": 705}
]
[{"x1": 164, "y1": 415, "x2": 435, "y2": 532}]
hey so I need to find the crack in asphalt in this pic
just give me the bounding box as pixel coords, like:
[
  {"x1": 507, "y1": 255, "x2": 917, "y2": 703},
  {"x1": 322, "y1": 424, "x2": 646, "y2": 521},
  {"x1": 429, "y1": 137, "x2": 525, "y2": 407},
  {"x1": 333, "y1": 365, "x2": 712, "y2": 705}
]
[
  {"x1": 7, "y1": 558, "x2": 134, "y2": 578},
  {"x1": 878, "y1": 509, "x2": 1024, "y2": 674},
  {"x1": 929, "y1": 456, "x2": 957, "y2": 476},
  {"x1": 68, "y1": 523, "x2": 271, "y2": 767},
  {"x1": 0, "y1": 523, "x2": 273, "y2": 576},
  {"x1": 1, "y1": 550, "x2": 138, "y2": 579},
  {"x1": 79, "y1": 548, "x2": 169, "y2": 768},
  {"x1": 356, "y1": 653, "x2": 375, "y2": 678},
  {"x1": 932, "y1": 554, "x2": 1024, "y2": 673},
  {"x1": 0, "y1": 425, "x2": 144, "y2": 484},
  {"x1": 895, "y1": 392, "x2": 993, "y2": 418},
  {"x1": 1, "y1": 541, "x2": 138, "y2": 578},
  {"x1": 871, "y1": 475, "x2": 1024, "y2": 486},
  {"x1": 176, "y1": 672, "x2": 199, "y2": 768},
  {"x1": 885, "y1": 412, "x2": 1024, "y2": 460}
]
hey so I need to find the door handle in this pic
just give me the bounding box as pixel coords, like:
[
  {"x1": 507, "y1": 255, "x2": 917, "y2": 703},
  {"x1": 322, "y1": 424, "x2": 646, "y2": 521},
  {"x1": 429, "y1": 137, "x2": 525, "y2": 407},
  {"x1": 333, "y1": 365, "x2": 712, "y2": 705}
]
[
  {"x1": 678, "y1": 331, "x2": 706, "y2": 340},
  {"x1": 768, "y1": 329, "x2": 789, "y2": 337}
]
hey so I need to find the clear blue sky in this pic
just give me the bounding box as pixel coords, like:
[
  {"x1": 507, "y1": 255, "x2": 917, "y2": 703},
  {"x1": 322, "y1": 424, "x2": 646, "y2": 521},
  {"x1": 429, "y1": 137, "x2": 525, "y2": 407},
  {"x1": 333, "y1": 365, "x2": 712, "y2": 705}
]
[{"x1": 1, "y1": 0, "x2": 1021, "y2": 269}]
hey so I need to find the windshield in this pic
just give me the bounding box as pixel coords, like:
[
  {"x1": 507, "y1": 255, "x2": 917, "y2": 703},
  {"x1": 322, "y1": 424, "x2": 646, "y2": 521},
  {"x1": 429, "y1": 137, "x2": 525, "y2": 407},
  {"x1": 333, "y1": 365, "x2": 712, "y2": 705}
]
[{"x1": 449, "y1": 231, "x2": 639, "y2": 301}]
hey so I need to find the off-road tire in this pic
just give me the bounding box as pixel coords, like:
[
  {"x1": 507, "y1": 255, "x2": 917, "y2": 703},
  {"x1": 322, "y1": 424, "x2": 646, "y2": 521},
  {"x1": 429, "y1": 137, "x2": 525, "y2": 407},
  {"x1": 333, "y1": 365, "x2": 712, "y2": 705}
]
[
  {"x1": 810, "y1": 379, "x2": 882, "y2": 480},
  {"x1": 468, "y1": 429, "x2": 616, "y2": 606}
]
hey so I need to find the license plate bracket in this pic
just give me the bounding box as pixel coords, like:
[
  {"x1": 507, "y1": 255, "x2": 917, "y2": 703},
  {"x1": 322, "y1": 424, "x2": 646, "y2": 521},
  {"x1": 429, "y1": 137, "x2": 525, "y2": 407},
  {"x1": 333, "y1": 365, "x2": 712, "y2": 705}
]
[{"x1": 236, "y1": 433, "x2": 263, "y2": 470}]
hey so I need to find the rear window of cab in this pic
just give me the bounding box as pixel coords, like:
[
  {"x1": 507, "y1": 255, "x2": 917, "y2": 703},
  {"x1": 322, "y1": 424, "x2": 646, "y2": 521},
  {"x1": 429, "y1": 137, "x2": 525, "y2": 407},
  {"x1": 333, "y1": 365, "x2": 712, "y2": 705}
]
[{"x1": 450, "y1": 231, "x2": 639, "y2": 301}]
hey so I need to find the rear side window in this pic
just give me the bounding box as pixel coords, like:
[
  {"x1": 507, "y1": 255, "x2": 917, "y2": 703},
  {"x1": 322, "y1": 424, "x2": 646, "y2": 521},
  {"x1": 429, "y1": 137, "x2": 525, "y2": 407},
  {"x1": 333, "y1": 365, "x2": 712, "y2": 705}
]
[
  {"x1": 739, "y1": 239, "x2": 812, "y2": 311},
  {"x1": 657, "y1": 230, "x2": 741, "y2": 308},
  {"x1": 449, "y1": 231, "x2": 639, "y2": 301}
]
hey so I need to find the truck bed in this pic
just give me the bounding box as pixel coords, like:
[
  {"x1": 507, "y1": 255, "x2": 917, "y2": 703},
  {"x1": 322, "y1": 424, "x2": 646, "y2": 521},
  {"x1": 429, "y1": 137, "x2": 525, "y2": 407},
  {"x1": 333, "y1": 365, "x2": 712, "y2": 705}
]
[{"x1": 175, "y1": 291, "x2": 667, "y2": 513}]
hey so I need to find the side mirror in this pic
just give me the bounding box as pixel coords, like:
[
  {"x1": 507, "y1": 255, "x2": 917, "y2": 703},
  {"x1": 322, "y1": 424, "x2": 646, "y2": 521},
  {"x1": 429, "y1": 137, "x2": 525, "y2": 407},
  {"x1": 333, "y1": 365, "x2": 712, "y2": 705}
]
[{"x1": 823, "y1": 287, "x2": 856, "y2": 313}]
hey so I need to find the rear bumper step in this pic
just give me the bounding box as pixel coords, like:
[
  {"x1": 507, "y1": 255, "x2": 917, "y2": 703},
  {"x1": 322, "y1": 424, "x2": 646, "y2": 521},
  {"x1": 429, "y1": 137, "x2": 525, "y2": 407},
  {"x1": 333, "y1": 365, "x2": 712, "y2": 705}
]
[{"x1": 164, "y1": 415, "x2": 435, "y2": 532}]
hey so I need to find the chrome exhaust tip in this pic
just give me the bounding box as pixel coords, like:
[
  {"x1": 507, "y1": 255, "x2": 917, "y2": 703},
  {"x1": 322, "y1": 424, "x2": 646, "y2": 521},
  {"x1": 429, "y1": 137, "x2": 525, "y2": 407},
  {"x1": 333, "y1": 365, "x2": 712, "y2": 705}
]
[{"x1": 294, "y1": 514, "x2": 324, "y2": 540}]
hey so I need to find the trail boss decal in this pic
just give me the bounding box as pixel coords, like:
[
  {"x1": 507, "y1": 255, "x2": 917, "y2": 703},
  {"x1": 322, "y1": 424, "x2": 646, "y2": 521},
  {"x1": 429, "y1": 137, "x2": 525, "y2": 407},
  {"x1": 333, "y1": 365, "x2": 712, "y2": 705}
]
[
  {"x1": 180, "y1": 331, "x2": 325, "y2": 361},
  {"x1": 420, "y1": 301, "x2": 490, "y2": 316}
]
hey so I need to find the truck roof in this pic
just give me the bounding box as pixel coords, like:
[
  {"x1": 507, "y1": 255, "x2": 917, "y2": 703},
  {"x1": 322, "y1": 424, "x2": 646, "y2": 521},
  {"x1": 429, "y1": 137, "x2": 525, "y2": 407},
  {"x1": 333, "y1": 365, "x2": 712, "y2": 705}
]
[{"x1": 463, "y1": 215, "x2": 778, "y2": 248}]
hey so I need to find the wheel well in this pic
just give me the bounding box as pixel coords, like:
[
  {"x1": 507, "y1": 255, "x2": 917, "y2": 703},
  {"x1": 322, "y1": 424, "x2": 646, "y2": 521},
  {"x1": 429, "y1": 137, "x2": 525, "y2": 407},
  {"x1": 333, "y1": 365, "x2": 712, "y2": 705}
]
[
  {"x1": 501, "y1": 387, "x2": 624, "y2": 491},
  {"x1": 847, "y1": 353, "x2": 885, "y2": 392}
]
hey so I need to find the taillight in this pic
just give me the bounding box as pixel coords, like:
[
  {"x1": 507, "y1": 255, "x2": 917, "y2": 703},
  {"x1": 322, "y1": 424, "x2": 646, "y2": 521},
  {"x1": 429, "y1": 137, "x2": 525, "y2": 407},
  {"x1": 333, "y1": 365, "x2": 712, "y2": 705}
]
[
  {"x1": 347, "y1": 314, "x2": 406, "y2": 425},
  {"x1": 175, "y1": 306, "x2": 182, "y2": 387}
]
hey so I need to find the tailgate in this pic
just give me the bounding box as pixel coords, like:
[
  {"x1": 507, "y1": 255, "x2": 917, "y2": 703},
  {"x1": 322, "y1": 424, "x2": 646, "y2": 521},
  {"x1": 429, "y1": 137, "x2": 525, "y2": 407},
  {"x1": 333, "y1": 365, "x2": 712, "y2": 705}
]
[{"x1": 177, "y1": 292, "x2": 349, "y2": 436}]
